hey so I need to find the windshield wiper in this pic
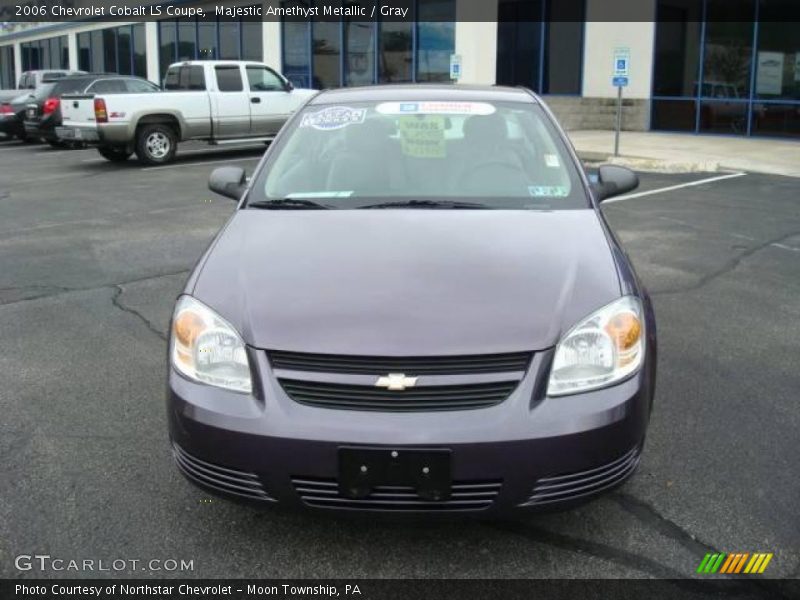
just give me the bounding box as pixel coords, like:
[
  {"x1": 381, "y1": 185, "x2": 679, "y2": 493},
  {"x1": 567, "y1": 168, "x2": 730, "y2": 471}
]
[
  {"x1": 247, "y1": 198, "x2": 333, "y2": 210},
  {"x1": 359, "y1": 200, "x2": 492, "y2": 209}
]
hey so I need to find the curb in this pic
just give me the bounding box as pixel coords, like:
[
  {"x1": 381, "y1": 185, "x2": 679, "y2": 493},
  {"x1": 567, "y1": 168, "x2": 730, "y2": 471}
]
[{"x1": 577, "y1": 152, "x2": 720, "y2": 174}]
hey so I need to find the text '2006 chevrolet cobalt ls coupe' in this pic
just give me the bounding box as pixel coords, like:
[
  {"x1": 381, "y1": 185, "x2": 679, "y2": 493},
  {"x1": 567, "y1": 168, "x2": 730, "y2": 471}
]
[{"x1": 167, "y1": 85, "x2": 657, "y2": 515}]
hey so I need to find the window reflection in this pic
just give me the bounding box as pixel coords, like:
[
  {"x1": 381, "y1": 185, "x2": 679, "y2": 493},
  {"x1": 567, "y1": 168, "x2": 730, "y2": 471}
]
[
  {"x1": 653, "y1": 0, "x2": 702, "y2": 96},
  {"x1": 702, "y1": 1, "x2": 754, "y2": 100},
  {"x1": 379, "y1": 19, "x2": 412, "y2": 83},
  {"x1": 159, "y1": 22, "x2": 177, "y2": 82},
  {"x1": 751, "y1": 103, "x2": 800, "y2": 138},
  {"x1": 755, "y1": 3, "x2": 800, "y2": 101},
  {"x1": 20, "y1": 36, "x2": 68, "y2": 71},
  {"x1": 699, "y1": 100, "x2": 748, "y2": 134},
  {"x1": 0, "y1": 46, "x2": 15, "y2": 89},
  {"x1": 345, "y1": 1, "x2": 375, "y2": 87},
  {"x1": 417, "y1": 0, "x2": 455, "y2": 82},
  {"x1": 652, "y1": 99, "x2": 697, "y2": 131},
  {"x1": 313, "y1": 20, "x2": 341, "y2": 88}
]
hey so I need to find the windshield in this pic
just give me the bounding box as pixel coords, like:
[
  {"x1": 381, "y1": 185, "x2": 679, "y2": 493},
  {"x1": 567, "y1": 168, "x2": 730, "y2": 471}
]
[{"x1": 252, "y1": 100, "x2": 588, "y2": 209}]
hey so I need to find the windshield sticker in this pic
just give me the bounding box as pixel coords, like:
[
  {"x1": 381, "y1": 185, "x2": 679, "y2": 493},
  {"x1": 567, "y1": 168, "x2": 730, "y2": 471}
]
[
  {"x1": 287, "y1": 191, "x2": 353, "y2": 199},
  {"x1": 528, "y1": 185, "x2": 569, "y2": 198},
  {"x1": 299, "y1": 106, "x2": 366, "y2": 131},
  {"x1": 377, "y1": 101, "x2": 496, "y2": 116},
  {"x1": 399, "y1": 116, "x2": 446, "y2": 158},
  {"x1": 544, "y1": 154, "x2": 560, "y2": 168}
]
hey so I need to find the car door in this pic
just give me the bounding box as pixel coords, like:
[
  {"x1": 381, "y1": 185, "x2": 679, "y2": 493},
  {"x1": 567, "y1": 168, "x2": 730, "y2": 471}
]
[
  {"x1": 211, "y1": 64, "x2": 251, "y2": 138},
  {"x1": 245, "y1": 65, "x2": 295, "y2": 135}
]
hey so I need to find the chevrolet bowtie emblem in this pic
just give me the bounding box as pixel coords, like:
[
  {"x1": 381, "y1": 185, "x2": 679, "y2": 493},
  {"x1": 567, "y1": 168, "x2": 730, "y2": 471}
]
[{"x1": 375, "y1": 373, "x2": 418, "y2": 391}]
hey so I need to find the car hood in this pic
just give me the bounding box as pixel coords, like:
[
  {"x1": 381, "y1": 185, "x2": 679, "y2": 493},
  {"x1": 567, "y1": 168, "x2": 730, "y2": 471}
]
[{"x1": 191, "y1": 209, "x2": 621, "y2": 355}]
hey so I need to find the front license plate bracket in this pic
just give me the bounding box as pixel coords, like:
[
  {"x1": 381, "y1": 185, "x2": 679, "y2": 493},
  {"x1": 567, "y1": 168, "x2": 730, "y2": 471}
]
[{"x1": 338, "y1": 447, "x2": 452, "y2": 501}]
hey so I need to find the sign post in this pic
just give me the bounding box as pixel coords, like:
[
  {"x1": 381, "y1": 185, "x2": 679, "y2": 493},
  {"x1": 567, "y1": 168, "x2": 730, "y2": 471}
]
[
  {"x1": 449, "y1": 54, "x2": 462, "y2": 81},
  {"x1": 612, "y1": 47, "x2": 630, "y2": 157}
]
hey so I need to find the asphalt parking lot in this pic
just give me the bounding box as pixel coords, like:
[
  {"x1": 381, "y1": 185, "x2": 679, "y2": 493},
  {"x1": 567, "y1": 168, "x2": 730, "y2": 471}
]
[{"x1": 0, "y1": 139, "x2": 798, "y2": 591}]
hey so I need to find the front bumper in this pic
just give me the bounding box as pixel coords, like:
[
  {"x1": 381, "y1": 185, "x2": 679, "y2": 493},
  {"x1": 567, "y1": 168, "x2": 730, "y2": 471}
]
[{"x1": 168, "y1": 348, "x2": 655, "y2": 515}]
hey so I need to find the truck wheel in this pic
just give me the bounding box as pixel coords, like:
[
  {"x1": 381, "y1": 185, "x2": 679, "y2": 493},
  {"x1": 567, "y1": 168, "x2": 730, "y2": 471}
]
[
  {"x1": 98, "y1": 146, "x2": 133, "y2": 162},
  {"x1": 48, "y1": 139, "x2": 68, "y2": 149},
  {"x1": 135, "y1": 124, "x2": 177, "y2": 165}
]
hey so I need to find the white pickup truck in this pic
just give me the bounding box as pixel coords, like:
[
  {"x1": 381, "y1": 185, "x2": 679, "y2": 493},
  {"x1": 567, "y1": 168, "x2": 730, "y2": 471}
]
[{"x1": 57, "y1": 61, "x2": 316, "y2": 165}]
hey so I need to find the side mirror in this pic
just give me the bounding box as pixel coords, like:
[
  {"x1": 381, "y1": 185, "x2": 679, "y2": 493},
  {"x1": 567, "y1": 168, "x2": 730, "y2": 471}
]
[
  {"x1": 284, "y1": 79, "x2": 294, "y2": 92},
  {"x1": 591, "y1": 165, "x2": 639, "y2": 202},
  {"x1": 209, "y1": 166, "x2": 247, "y2": 201}
]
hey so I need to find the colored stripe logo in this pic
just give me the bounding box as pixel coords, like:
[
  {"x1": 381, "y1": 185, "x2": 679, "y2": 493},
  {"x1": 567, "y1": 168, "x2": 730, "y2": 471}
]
[{"x1": 697, "y1": 553, "x2": 773, "y2": 574}]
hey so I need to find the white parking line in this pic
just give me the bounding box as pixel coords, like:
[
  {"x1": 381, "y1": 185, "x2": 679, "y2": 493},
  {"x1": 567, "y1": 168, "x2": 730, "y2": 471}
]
[
  {"x1": 141, "y1": 156, "x2": 261, "y2": 171},
  {"x1": 604, "y1": 172, "x2": 747, "y2": 203},
  {"x1": 771, "y1": 243, "x2": 800, "y2": 252}
]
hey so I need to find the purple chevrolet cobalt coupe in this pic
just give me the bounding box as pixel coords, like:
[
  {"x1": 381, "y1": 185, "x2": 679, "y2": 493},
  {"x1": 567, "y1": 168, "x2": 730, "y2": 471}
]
[{"x1": 167, "y1": 85, "x2": 656, "y2": 515}]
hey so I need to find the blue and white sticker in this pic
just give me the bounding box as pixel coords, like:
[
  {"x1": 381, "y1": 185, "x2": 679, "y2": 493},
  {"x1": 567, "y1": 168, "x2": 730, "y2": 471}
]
[
  {"x1": 528, "y1": 185, "x2": 569, "y2": 198},
  {"x1": 300, "y1": 106, "x2": 367, "y2": 131}
]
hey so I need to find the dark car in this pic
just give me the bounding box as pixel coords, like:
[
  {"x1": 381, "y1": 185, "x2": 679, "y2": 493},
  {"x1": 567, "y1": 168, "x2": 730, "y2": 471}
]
[
  {"x1": 0, "y1": 71, "x2": 84, "y2": 141},
  {"x1": 167, "y1": 85, "x2": 656, "y2": 516},
  {"x1": 24, "y1": 74, "x2": 159, "y2": 146},
  {"x1": 0, "y1": 98, "x2": 27, "y2": 140},
  {"x1": 1, "y1": 83, "x2": 58, "y2": 142}
]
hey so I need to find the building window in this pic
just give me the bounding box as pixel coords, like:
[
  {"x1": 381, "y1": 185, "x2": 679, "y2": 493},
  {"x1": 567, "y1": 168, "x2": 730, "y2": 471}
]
[
  {"x1": 0, "y1": 45, "x2": 15, "y2": 88},
  {"x1": 241, "y1": 19, "x2": 263, "y2": 60},
  {"x1": 77, "y1": 25, "x2": 147, "y2": 78},
  {"x1": 118, "y1": 27, "x2": 133, "y2": 75},
  {"x1": 282, "y1": 15, "x2": 312, "y2": 88},
  {"x1": 652, "y1": 0, "x2": 799, "y2": 138},
  {"x1": 495, "y1": 0, "x2": 584, "y2": 95},
  {"x1": 652, "y1": 0, "x2": 702, "y2": 97},
  {"x1": 158, "y1": 8, "x2": 263, "y2": 80},
  {"x1": 417, "y1": 0, "x2": 456, "y2": 82},
  {"x1": 378, "y1": 19, "x2": 413, "y2": 83},
  {"x1": 312, "y1": 20, "x2": 341, "y2": 89},
  {"x1": 20, "y1": 36, "x2": 68, "y2": 71},
  {"x1": 344, "y1": 2, "x2": 376, "y2": 87},
  {"x1": 78, "y1": 32, "x2": 91, "y2": 72},
  {"x1": 281, "y1": 0, "x2": 454, "y2": 89}
]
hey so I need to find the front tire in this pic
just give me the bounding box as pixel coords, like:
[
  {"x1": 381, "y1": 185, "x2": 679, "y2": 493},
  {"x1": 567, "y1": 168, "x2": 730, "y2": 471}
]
[
  {"x1": 135, "y1": 124, "x2": 177, "y2": 165},
  {"x1": 98, "y1": 145, "x2": 133, "y2": 162}
]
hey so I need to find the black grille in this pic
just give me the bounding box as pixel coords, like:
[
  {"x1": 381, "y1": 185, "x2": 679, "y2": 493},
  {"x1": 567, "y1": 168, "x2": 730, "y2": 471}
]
[
  {"x1": 523, "y1": 446, "x2": 641, "y2": 506},
  {"x1": 279, "y1": 379, "x2": 518, "y2": 411},
  {"x1": 292, "y1": 477, "x2": 501, "y2": 511},
  {"x1": 268, "y1": 350, "x2": 532, "y2": 375},
  {"x1": 172, "y1": 444, "x2": 274, "y2": 502}
]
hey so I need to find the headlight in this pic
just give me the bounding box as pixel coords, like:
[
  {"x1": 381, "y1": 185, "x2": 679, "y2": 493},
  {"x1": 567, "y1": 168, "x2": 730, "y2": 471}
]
[
  {"x1": 170, "y1": 295, "x2": 252, "y2": 393},
  {"x1": 547, "y1": 296, "x2": 645, "y2": 397}
]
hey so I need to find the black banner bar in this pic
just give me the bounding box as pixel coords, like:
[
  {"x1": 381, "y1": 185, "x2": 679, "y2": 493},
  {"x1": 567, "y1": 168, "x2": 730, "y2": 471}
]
[
  {"x1": 2, "y1": 579, "x2": 799, "y2": 600},
  {"x1": 1, "y1": 0, "x2": 800, "y2": 24}
]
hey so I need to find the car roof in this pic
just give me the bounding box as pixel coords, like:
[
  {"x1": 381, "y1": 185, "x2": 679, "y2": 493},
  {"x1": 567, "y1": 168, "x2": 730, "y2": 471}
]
[{"x1": 308, "y1": 84, "x2": 539, "y2": 105}]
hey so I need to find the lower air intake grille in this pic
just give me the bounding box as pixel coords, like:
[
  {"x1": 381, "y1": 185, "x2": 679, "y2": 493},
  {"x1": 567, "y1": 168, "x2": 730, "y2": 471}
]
[
  {"x1": 268, "y1": 350, "x2": 532, "y2": 375},
  {"x1": 279, "y1": 379, "x2": 518, "y2": 411},
  {"x1": 291, "y1": 477, "x2": 502, "y2": 511},
  {"x1": 172, "y1": 444, "x2": 274, "y2": 502},
  {"x1": 524, "y1": 446, "x2": 641, "y2": 506}
]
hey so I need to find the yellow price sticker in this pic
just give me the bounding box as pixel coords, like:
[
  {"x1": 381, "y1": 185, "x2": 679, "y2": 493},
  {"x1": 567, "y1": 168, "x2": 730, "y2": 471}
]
[{"x1": 399, "y1": 116, "x2": 446, "y2": 158}]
